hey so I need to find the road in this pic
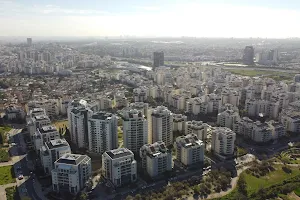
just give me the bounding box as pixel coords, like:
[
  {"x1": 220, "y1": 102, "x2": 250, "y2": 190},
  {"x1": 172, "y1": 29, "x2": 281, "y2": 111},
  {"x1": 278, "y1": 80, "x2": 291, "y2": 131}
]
[{"x1": 10, "y1": 128, "x2": 44, "y2": 200}]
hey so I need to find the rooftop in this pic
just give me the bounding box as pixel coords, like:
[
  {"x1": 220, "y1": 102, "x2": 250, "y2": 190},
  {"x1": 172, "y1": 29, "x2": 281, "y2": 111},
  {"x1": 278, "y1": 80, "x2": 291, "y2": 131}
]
[
  {"x1": 39, "y1": 125, "x2": 57, "y2": 133},
  {"x1": 56, "y1": 153, "x2": 89, "y2": 165},
  {"x1": 46, "y1": 138, "x2": 69, "y2": 150},
  {"x1": 106, "y1": 148, "x2": 133, "y2": 159}
]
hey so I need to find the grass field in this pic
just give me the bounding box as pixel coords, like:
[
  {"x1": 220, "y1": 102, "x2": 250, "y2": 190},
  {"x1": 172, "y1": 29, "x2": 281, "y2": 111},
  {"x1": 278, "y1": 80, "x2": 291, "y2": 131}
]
[
  {"x1": 0, "y1": 166, "x2": 16, "y2": 185},
  {"x1": 0, "y1": 149, "x2": 9, "y2": 162},
  {"x1": 227, "y1": 69, "x2": 295, "y2": 81},
  {"x1": 5, "y1": 186, "x2": 18, "y2": 200},
  {"x1": 218, "y1": 164, "x2": 300, "y2": 200},
  {"x1": 294, "y1": 188, "x2": 300, "y2": 196},
  {"x1": 245, "y1": 165, "x2": 300, "y2": 194}
]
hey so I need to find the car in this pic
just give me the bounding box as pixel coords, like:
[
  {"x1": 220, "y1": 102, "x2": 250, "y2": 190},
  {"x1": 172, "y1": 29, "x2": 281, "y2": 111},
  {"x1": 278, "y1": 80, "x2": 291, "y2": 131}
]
[{"x1": 18, "y1": 174, "x2": 24, "y2": 180}]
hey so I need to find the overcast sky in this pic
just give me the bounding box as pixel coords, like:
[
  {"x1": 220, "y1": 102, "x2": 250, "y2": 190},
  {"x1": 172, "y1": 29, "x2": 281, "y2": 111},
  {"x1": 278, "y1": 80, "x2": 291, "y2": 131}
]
[{"x1": 1, "y1": 0, "x2": 300, "y2": 38}]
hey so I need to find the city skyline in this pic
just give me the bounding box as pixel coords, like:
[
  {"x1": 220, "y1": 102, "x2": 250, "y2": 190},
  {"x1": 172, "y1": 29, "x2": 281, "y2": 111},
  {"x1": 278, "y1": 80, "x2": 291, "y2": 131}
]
[{"x1": 1, "y1": 0, "x2": 300, "y2": 38}]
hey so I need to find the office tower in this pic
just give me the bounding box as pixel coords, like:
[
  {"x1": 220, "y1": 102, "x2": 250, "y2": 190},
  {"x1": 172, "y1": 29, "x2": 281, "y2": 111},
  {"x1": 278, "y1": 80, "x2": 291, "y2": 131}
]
[
  {"x1": 211, "y1": 127, "x2": 236, "y2": 159},
  {"x1": 122, "y1": 109, "x2": 148, "y2": 155},
  {"x1": 27, "y1": 38, "x2": 32, "y2": 46},
  {"x1": 153, "y1": 51, "x2": 164, "y2": 68},
  {"x1": 68, "y1": 107, "x2": 93, "y2": 149},
  {"x1": 102, "y1": 148, "x2": 137, "y2": 187},
  {"x1": 243, "y1": 46, "x2": 254, "y2": 65},
  {"x1": 140, "y1": 141, "x2": 172, "y2": 178},
  {"x1": 40, "y1": 138, "x2": 71, "y2": 174},
  {"x1": 148, "y1": 106, "x2": 173, "y2": 146},
  {"x1": 175, "y1": 134, "x2": 204, "y2": 167},
  {"x1": 52, "y1": 154, "x2": 92, "y2": 195},
  {"x1": 87, "y1": 112, "x2": 118, "y2": 154}
]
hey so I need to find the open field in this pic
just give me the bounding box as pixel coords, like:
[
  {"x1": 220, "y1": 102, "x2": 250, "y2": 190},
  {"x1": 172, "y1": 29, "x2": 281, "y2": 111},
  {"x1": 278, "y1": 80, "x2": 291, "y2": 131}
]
[
  {"x1": 217, "y1": 164, "x2": 300, "y2": 200},
  {"x1": 227, "y1": 69, "x2": 296, "y2": 81},
  {"x1": 0, "y1": 166, "x2": 16, "y2": 185}
]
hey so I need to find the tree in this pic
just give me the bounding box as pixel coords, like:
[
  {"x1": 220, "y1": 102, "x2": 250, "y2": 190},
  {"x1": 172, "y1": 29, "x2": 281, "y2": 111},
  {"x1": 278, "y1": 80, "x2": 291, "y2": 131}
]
[
  {"x1": 125, "y1": 195, "x2": 134, "y2": 200},
  {"x1": 79, "y1": 192, "x2": 87, "y2": 200},
  {"x1": 237, "y1": 174, "x2": 247, "y2": 196}
]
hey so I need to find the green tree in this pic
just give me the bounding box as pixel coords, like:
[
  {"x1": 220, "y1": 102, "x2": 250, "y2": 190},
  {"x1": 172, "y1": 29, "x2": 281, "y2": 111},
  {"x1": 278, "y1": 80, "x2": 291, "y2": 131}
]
[
  {"x1": 79, "y1": 192, "x2": 87, "y2": 200},
  {"x1": 237, "y1": 174, "x2": 247, "y2": 196}
]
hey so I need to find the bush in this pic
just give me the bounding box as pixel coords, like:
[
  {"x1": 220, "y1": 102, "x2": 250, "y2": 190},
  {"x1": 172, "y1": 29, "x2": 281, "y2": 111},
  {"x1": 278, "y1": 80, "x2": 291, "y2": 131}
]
[
  {"x1": 282, "y1": 166, "x2": 292, "y2": 174},
  {"x1": 0, "y1": 149, "x2": 9, "y2": 162}
]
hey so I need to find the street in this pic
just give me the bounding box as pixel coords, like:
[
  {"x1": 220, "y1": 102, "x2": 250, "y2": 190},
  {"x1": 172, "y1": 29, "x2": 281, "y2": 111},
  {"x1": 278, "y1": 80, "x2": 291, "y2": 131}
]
[{"x1": 9, "y1": 128, "x2": 45, "y2": 200}]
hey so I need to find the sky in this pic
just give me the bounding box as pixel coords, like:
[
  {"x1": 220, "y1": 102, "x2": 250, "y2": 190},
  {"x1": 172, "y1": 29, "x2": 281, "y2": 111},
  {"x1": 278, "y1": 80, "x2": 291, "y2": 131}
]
[{"x1": 1, "y1": 0, "x2": 300, "y2": 38}]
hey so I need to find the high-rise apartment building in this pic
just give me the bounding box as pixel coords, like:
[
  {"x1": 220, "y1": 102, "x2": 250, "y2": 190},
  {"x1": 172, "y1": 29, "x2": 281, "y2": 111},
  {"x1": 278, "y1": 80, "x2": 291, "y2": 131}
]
[
  {"x1": 87, "y1": 112, "x2": 118, "y2": 154},
  {"x1": 40, "y1": 138, "x2": 71, "y2": 174},
  {"x1": 175, "y1": 134, "x2": 204, "y2": 167},
  {"x1": 33, "y1": 125, "x2": 60, "y2": 152},
  {"x1": 211, "y1": 127, "x2": 236, "y2": 159},
  {"x1": 68, "y1": 107, "x2": 93, "y2": 149},
  {"x1": 148, "y1": 106, "x2": 173, "y2": 146},
  {"x1": 185, "y1": 120, "x2": 209, "y2": 141},
  {"x1": 243, "y1": 46, "x2": 254, "y2": 65},
  {"x1": 52, "y1": 154, "x2": 92, "y2": 195},
  {"x1": 122, "y1": 109, "x2": 148, "y2": 155},
  {"x1": 140, "y1": 141, "x2": 172, "y2": 178},
  {"x1": 153, "y1": 51, "x2": 164, "y2": 68},
  {"x1": 102, "y1": 148, "x2": 137, "y2": 187}
]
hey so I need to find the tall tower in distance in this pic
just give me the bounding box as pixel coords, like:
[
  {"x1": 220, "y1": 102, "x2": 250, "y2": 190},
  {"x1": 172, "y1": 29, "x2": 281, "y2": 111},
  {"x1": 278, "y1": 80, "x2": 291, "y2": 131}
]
[
  {"x1": 27, "y1": 38, "x2": 32, "y2": 46},
  {"x1": 153, "y1": 51, "x2": 164, "y2": 69},
  {"x1": 242, "y1": 46, "x2": 254, "y2": 65}
]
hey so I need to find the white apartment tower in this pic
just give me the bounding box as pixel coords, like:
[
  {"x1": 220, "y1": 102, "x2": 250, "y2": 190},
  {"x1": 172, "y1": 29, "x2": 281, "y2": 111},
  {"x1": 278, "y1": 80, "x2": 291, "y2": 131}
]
[
  {"x1": 87, "y1": 112, "x2": 118, "y2": 155},
  {"x1": 40, "y1": 138, "x2": 71, "y2": 174},
  {"x1": 175, "y1": 134, "x2": 204, "y2": 167},
  {"x1": 52, "y1": 154, "x2": 92, "y2": 195},
  {"x1": 140, "y1": 141, "x2": 172, "y2": 178},
  {"x1": 68, "y1": 107, "x2": 93, "y2": 149},
  {"x1": 33, "y1": 125, "x2": 60, "y2": 152},
  {"x1": 211, "y1": 127, "x2": 236, "y2": 158},
  {"x1": 148, "y1": 106, "x2": 173, "y2": 146},
  {"x1": 122, "y1": 109, "x2": 148, "y2": 155},
  {"x1": 185, "y1": 121, "x2": 209, "y2": 141},
  {"x1": 102, "y1": 148, "x2": 137, "y2": 187}
]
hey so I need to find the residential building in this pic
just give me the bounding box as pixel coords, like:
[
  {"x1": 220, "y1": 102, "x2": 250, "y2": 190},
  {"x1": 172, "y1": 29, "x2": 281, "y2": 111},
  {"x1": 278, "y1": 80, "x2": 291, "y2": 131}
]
[
  {"x1": 175, "y1": 134, "x2": 204, "y2": 167},
  {"x1": 28, "y1": 114, "x2": 51, "y2": 137},
  {"x1": 87, "y1": 112, "x2": 118, "y2": 154},
  {"x1": 211, "y1": 127, "x2": 236, "y2": 158},
  {"x1": 52, "y1": 154, "x2": 92, "y2": 195},
  {"x1": 33, "y1": 125, "x2": 60, "y2": 152},
  {"x1": 251, "y1": 121, "x2": 273, "y2": 143},
  {"x1": 185, "y1": 121, "x2": 209, "y2": 141},
  {"x1": 102, "y1": 148, "x2": 137, "y2": 187},
  {"x1": 217, "y1": 109, "x2": 240, "y2": 130},
  {"x1": 148, "y1": 106, "x2": 173, "y2": 146},
  {"x1": 122, "y1": 109, "x2": 148, "y2": 155},
  {"x1": 140, "y1": 141, "x2": 172, "y2": 178},
  {"x1": 173, "y1": 114, "x2": 187, "y2": 133},
  {"x1": 40, "y1": 138, "x2": 71, "y2": 174}
]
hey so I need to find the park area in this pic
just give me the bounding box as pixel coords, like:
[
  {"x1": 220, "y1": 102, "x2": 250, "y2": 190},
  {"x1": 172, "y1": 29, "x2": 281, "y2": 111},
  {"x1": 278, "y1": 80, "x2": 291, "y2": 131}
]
[
  {"x1": 227, "y1": 69, "x2": 295, "y2": 81},
  {"x1": 0, "y1": 166, "x2": 16, "y2": 185},
  {"x1": 52, "y1": 120, "x2": 68, "y2": 134},
  {"x1": 218, "y1": 162, "x2": 300, "y2": 200}
]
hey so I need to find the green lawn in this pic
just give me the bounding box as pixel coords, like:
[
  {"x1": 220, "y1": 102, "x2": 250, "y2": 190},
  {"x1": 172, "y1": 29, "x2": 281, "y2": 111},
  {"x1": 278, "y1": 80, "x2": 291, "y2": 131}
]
[
  {"x1": 5, "y1": 186, "x2": 18, "y2": 200},
  {"x1": 0, "y1": 166, "x2": 16, "y2": 185},
  {"x1": 294, "y1": 188, "x2": 300, "y2": 196},
  {"x1": 227, "y1": 69, "x2": 295, "y2": 81},
  {"x1": 0, "y1": 149, "x2": 9, "y2": 162},
  {"x1": 245, "y1": 165, "x2": 300, "y2": 194}
]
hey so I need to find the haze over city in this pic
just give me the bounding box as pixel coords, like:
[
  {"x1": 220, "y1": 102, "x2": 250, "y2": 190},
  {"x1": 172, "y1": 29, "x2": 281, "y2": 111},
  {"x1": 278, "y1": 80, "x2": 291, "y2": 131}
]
[{"x1": 1, "y1": 0, "x2": 300, "y2": 38}]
